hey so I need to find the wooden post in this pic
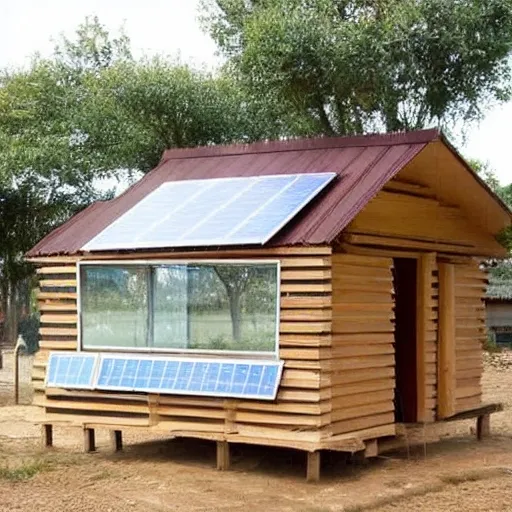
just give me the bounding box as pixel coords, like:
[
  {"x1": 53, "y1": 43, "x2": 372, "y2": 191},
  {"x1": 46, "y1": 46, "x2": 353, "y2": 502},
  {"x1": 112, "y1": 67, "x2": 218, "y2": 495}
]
[
  {"x1": 216, "y1": 441, "x2": 230, "y2": 471},
  {"x1": 110, "y1": 430, "x2": 123, "y2": 452},
  {"x1": 41, "y1": 424, "x2": 53, "y2": 448},
  {"x1": 83, "y1": 428, "x2": 96, "y2": 453},
  {"x1": 306, "y1": 451, "x2": 321, "y2": 483},
  {"x1": 477, "y1": 415, "x2": 490, "y2": 440},
  {"x1": 438, "y1": 263, "x2": 456, "y2": 419},
  {"x1": 364, "y1": 440, "x2": 378, "y2": 458},
  {"x1": 416, "y1": 253, "x2": 435, "y2": 423}
]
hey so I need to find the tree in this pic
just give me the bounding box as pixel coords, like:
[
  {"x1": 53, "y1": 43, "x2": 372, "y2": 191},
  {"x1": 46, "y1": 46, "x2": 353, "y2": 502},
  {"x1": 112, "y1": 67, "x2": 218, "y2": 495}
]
[
  {"x1": 202, "y1": 0, "x2": 512, "y2": 135},
  {"x1": 81, "y1": 58, "x2": 295, "y2": 172},
  {"x1": 469, "y1": 159, "x2": 512, "y2": 278},
  {"x1": 0, "y1": 17, "x2": 125, "y2": 348}
]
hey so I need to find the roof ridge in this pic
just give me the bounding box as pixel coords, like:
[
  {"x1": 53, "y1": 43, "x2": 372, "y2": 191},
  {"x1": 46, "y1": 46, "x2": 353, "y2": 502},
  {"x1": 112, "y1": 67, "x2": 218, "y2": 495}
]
[{"x1": 160, "y1": 129, "x2": 440, "y2": 163}]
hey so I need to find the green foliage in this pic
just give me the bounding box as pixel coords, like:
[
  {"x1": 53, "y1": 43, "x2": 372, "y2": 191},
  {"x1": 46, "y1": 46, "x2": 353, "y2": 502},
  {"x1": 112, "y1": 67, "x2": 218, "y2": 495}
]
[
  {"x1": 469, "y1": 159, "x2": 512, "y2": 253},
  {"x1": 203, "y1": 0, "x2": 512, "y2": 135},
  {"x1": 0, "y1": 459, "x2": 48, "y2": 481},
  {"x1": 18, "y1": 313, "x2": 40, "y2": 354},
  {"x1": 81, "y1": 59, "x2": 293, "y2": 172},
  {"x1": 483, "y1": 331, "x2": 502, "y2": 353}
]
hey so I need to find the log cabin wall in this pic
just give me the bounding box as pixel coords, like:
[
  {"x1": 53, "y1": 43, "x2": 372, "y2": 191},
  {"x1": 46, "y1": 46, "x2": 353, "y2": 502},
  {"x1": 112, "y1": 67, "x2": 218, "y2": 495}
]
[
  {"x1": 453, "y1": 262, "x2": 486, "y2": 413},
  {"x1": 329, "y1": 253, "x2": 396, "y2": 437},
  {"x1": 342, "y1": 171, "x2": 495, "y2": 422},
  {"x1": 32, "y1": 246, "x2": 335, "y2": 448}
]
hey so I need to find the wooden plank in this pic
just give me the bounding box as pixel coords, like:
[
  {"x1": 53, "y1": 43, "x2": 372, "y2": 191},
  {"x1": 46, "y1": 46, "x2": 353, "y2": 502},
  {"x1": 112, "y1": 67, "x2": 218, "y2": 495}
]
[
  {"x1": 40, "y1": 314, "x2": 77, "y2": 324},
  {"x1": 331, "y1": 367, "x2": 395, "y2": 385},
  {"x1": 279, "y1": 334, "x2": 331, "y2": 347},
  {"x1": 279, "y1": 348, "x2": 330, "y2": 360},
  {"x1": 280, "y1": 322, "x2": 331, "y2": 334},
  {"x1": 280, "y1": 310, "x2": 331, "y2": 321},
  {"x1": 331, "y1": 400, "x2": 393, "y2": 423},
  {"x1": 37, "y1": 266, "x2": 77, "y2": 274},
  {"x1": 344, "y1": 233, "x2": 502, "y2": 258},
  {"x1": 331, "y1": 412, "x2": 395, "y2": 435},
  {"x1": 332, "y1": 254, "x2": 393, "y2": 268},
  {"x1": 39, "y1": 340, "x2": 78, "y2": 350},
  {"x1": 331, "y1": 343, "x2": 394, "y2": 359},
  {"x1": 36, "y1": 291, "x2": 77, "y2": 300},
  {"x1": 332, "y1": 292, "x2": 393, "y2": 305},
  {"x1": 330, "y1": 354, "x2": 394, "y2": 371},
  {"x1": 416, "y1": 253, "x2": 435, "y2": 423},
  {"x1": 337, "y1": 243, "x2": 422, "y2": 261},
  {"x1": 331, "y1": 380, "x2": 394, "y2": 398},
  {"x1": 281, "y1": 296, "x2": 331, "y2": 309},
  {"x1": 331, "y1": 333, "x2": 394, "y2": 345},
  {"x1": 38, "y1": 302, "x2": 77, "y2": 312},
  {"x1": 40, "y1": 327, "x2": 78, "y2": 336},
  {"x1": 332, "y1": 320, "x2": 393, "y2": 334},
  {"x1": 235, "y1": 411, "x2": 330, "y2": 427},
  {"x1": 40, "y1": 279, "x2": 77, "y2": 288},
  {"x1": 332, "y1": 390, "x2": 393, "y2": 410},
  {"x1": 280, "y1": 257, "x2": 331, "y2": 268},
  {"x1": 281, "y1": 283, "x2": 332, "y2": 293},
  {"x1": 281, "y1": 269, "x2": 331, "y2": 280}
]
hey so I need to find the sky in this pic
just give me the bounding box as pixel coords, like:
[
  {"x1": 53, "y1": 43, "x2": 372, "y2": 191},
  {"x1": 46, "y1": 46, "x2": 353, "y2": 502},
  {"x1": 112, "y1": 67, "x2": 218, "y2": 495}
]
[{"x1": 1, "y1": 0, "x2": 511, "y2": 185}]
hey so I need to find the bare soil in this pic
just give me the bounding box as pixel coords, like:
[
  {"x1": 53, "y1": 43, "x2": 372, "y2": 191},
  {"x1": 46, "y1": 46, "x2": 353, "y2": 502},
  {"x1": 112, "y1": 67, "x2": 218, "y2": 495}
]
[{"x1": 1, "y1": 352, "x2": 512, "y2": 511}]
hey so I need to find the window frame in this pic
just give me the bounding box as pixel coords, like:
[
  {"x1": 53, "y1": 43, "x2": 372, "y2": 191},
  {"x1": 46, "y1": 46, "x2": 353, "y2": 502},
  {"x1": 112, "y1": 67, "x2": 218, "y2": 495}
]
[{"x1": 76, "y1": 259, "x2": 281, "y2": 359}]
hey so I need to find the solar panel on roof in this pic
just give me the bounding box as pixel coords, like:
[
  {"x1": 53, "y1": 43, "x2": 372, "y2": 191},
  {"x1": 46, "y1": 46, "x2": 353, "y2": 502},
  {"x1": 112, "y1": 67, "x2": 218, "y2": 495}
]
[
  {"x1": 46, "y1": 353, "x2": 98, "y2": 389},
  {"x1": 95, "y1": 355, "x2": 283, "y2": 400},
  {"x1": 82, "y1": 173, "x2": 336, "y2": 251}
]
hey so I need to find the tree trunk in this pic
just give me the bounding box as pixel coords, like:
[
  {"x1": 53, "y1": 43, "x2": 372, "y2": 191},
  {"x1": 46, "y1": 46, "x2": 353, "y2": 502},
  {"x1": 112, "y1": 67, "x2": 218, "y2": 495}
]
[
  {"x1": 228, "y1": 289, "x2": 242, "y2": 344},
  {"x1": 4, "y1": 279, "x2": 19, "y2": 349}
]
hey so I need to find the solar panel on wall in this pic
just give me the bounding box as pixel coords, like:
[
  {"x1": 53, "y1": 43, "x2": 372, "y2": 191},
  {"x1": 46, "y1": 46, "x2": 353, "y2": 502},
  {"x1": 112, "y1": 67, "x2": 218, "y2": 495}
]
[
  {"x1": 45, "y1": 353, "x2": 99, "y2": 389},
  {"x1": 95, "y1": 355, "x2": 284, "y2": 400},
  {"x1": 45, "y1": 352, "x2": 284, "y2": 401}
]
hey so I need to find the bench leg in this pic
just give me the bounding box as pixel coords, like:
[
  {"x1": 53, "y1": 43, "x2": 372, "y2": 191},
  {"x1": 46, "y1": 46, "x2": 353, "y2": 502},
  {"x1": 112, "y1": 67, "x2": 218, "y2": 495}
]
[
  {"x1": 83, "y1": 428, "x2": 96, "y2": 452},
  {"x1": 110, "y1": 430, "x2": 123, "y2": 452},
  {"x1": 41, "y1": 424, "x2": 53, "y2": 448},
  {"x1": 216, "y1": 441, "x2": 230, "y2": 471},
  {"x1": 306, "y1": 451, "x2": 321, "y2": 483},
  {"x1": 477, "y1": 414, "x2": 490, "y2": 440}
]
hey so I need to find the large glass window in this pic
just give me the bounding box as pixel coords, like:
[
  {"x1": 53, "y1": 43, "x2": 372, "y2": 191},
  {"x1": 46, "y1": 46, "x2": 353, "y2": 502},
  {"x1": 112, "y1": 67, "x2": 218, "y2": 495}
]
[{"x1": 80, "y1": 261, "x2": 279, "y2": 354}]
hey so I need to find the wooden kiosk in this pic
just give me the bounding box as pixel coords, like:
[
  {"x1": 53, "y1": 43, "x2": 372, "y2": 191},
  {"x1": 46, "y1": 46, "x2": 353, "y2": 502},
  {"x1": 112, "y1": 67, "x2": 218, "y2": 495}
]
[{"x1": 27, "y1": 129, "x2": 510, "y2": 481}]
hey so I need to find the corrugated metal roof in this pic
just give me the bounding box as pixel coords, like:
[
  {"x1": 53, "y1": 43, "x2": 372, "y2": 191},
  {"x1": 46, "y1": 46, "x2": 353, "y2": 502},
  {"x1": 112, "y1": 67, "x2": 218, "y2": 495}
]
[{"x1": 27, "y1": 129, "x2": 441, "y2": 257}]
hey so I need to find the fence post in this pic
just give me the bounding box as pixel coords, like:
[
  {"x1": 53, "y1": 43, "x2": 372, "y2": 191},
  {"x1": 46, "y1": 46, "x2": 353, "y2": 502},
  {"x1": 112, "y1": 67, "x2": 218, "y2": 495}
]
[{"x1": 14, "y1": 335, "x2": 27, "y2": 405}]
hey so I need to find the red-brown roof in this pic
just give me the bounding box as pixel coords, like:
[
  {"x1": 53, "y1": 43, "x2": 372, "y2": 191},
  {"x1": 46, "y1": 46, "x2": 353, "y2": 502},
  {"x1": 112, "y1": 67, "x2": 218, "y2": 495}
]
[{"x1": 27, "y1": 129, "x2": 441, "y2": 257}]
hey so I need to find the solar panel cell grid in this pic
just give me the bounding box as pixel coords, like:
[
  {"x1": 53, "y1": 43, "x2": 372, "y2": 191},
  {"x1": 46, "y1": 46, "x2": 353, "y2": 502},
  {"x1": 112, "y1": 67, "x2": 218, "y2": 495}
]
[
  {"x1": 46, "y1": 353, "x2": 98, "y2": 389},
  {"x1": 82, "y1": 172, "x2": 336, "y2": 251},
  {"x1": 46, "y1": 353, "x2": 283, "y2": 400}
]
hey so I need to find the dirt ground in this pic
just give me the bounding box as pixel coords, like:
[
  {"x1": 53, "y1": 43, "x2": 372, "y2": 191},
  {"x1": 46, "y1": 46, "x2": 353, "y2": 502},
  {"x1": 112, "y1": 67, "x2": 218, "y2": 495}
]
[{"x1": 1, "y1": 352, "x2": 512, "y2": 511}]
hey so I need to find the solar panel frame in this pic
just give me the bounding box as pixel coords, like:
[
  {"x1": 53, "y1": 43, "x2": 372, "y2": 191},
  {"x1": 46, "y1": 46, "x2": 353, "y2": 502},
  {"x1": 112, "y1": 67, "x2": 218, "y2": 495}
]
[
  {"x1": 45, "y1": 352, "x2": 100, "y2": 390},
  {"x1": 94, "y1": 353, "x2": 284, "y2": 400},
  {"x1": 82, "y1": 172, "x2": 336, "y2": 251}
]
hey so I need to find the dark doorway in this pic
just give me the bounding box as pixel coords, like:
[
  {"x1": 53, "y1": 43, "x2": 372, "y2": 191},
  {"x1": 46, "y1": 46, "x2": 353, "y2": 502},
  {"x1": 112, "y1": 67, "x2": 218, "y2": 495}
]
[{"x1": 393, "y1": 258, "x2": 418, "y2": 423}]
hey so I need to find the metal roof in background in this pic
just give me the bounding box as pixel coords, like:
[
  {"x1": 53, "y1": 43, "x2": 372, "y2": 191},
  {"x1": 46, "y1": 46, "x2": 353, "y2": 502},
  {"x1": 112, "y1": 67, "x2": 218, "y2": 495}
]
[{"x1": 27, "y1": 129, "x2": 441, "y2": 257}]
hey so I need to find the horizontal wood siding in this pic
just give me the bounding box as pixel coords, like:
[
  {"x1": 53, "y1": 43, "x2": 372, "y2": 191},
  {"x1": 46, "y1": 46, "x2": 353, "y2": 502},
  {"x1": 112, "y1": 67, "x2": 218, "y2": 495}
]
[
  {"x1": 329, "y1": 253, "x2": 396, "y2": 436},
  {"x1": 33, "y1": 247, "x2": 335, "y2": 446},
  {"x1": 453, "y1": 262, "x2": 486, "y2": 413},
  {"x1": 347, "y1": 185, "x2": 504, "y2": 256}
]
